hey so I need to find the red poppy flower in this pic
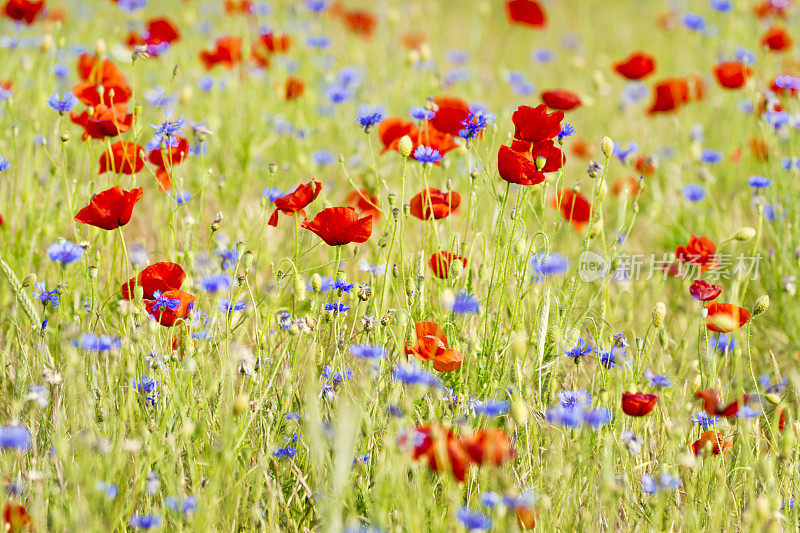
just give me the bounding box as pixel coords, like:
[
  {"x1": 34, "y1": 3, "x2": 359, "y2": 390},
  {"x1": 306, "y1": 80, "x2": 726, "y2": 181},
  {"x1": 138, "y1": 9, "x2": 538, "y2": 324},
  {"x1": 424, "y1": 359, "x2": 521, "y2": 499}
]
[
  {"x1": 72, "y1": 80, "x2": 132, "y2": 107},
  {"x1": 675, "y1": 234, "x2": 718, "y2": 272},
  {"x1": 713, "y1": 62, "x2": 752, "y2": 89},
  {"x1": 251, "y1": 32, "x2": 292, "y2": 68},
  {"x1": 98, "y1": 141, "x2": 145, "y2": 175},
  {"x1": 516, "y1": 506, "x2": 540, "y2": 530},
  {"x1": 407, "y1": 424, "x2": 472, "y2": 482},
  {"x1": 405, "y1": 321, "x2": 464, "y2": 372},
  {"x1": 634, "y1": 155, "x2": 657, "y2": 176},
  {"x1": 706, "y1": 302, "x2": 751, "y2": 333},
  {"x1": 70, "y1": 104, "x2": 134, "y2": 141},
  {"x1": 691, "y1": 430, "x2": 732, "y2": 456},
  {"x1": 2, "y1": 501, "x2": 31, "y2": 533},
  {"x1": 301, "y1": 206, "x2": 372, "y2": 246},
  {"x1": 223, "y1": 0, "x2": 253, "y2": 14},
  {"x1": 689, "y1": 279, "x2": 722, "y2": 301},
  {"x1": 76, "y1": 54, "x2": 127, "y2": 86},
  {"x1": 75, "y1": 186, "x2": 143, "y2": 230},
  {"x1": 268, "y1": 181, "x2": 322, "y2": 227},
  {"x1": 429, "y1": 95, "x2": 470, "y2": 137},
  {"x1": 147, "y1": 136, "x2": 189, "y2": 191},
  {"x1": 695, "y1": 389, "x2": 748, "y2": 418},
  {"x1": 144, "y1": 289, "x2": 195, "y2": 327},
  {"x1": 498, "y1": 145, "x2": 541, "y2": 186},
  {"x1": 512, "y1": 104, "x2": 563, "y2": 143},
  {"x1": 400, "y1": 31, "x2": 426, "y2": 50},
  {"x1": 378, "y1": 117, "x2": 418, "y2": 153},
  {"x1": 551, "y1": 190, "x2": 591, "y2": 231},
  {"x1": 648, "y1": 78, "x2": 690, "y2": 114},
  {"x1": 611, "y1": 176, "x2": 640, "y2": 197},
  {"x1": 621, "y1": 391, "x2": 658, "y2": 416},
  {"x1": 284, "y1": 76, "x2": 305, "y2": 100},
  {"x1": 613, "y1": 51, "x2": 656, "y2": 80},
  {"x1": 541, "y1": 89, "x2": 581, "y2": 111},
  {"x1": 342, "y1": 9, "x2": 377, "y2": 38},
  {"x1": 761, "y1": 25, "x2": 792, "y2": 52},
  {"x1": 409, "y1": 188, "x2": 461, "y2": 220},
  {"x1": 754, "y1": 0, "x2": 791, "y2": 18},
  {"x1": 121, "y1": 261, "x2": 186, "y2": 300},
  {"x1": 462, "y1": 428, "x2": 514, "y2": 466},
  {"x1": 346, "y1": 188, "x2": 381, "y2": 220},
  {"x1": 126, "y1": 17, "x2": 180, "y2": 55},
  {"x1": 199, "y1": 36, "x2": 243, "y2": 70},
  {"x1": 3, "y1": 0, "x2": 43, "y2": 24},
  {"x1": 505, "y1": 0, "x2": 546, "y2": 27},
  {"x1": 428, "y1": 250, "x2": 467, "y2": 279}
]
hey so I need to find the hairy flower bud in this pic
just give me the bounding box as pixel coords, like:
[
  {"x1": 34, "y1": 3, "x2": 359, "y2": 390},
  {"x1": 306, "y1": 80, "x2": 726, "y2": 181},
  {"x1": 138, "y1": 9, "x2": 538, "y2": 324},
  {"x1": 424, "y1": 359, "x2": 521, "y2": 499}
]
[
  {"x1": 600, "y1": 136, "x2": 614, "y2": 158},
  {"x1": 398, "y1": 136, "x2": 413, "y2": 158},
  {"x1": 733, "y1": 227, "x2": 756, "y2": 241},
  {"x1": 293, "y1": 275, "x2": 306, "y2": 301},
  {"x1": 311, "y1": 273, "x2": 322, "y2": 293},
  {"x1": 651, "y1": 302, "x2": 666, "y2": 327},
  {"x1": 753, "y1": 295, "x2": 769, "y2": 316}
]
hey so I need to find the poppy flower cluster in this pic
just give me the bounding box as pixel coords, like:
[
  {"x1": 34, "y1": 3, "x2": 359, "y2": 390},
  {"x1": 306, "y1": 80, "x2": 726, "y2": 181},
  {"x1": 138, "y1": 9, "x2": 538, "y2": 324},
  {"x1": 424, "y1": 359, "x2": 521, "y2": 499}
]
[
  {"x1": 647, "y1": 76, "x2": 705, "y2": 114},
  {"x1": 252, "y1": 32, "x2": 292, "y2": 69},
  {"x1": 99, "y1": 141, "x2": 145, "y2": 175},
  {"x1": 691, "y1": 430, "x2": 732, "y2": 456},
  {"x1": 551, "y1": 189, "x2": 591, "y2": 232},
  {"x1": 497, "y1": 104, "x2": 566, "y2": 189},
  {"x1": 695, "y1": 389, "x2": 749, "y2": 418},
  {"x1": 613, "y1": 51, "x2": 656, "y2": 80},
  {"x1": 405, "y1": 424, "x2": 514, "y2": 482},
  {"x1": 330, "y1": 3, "x2": 377, "y2": 38},
  {"x1": 121, "y1": 262, "x2": 195, "y2": 327},
  {"x1": 406, "y1": 322, "x2": 463, "y2": 372},
  {"x1": 70, "y1": 54, "x2": 134, "y2": 141},
  {"x1": 713, "y1": 62, "x2": 753, "y2": 90},
  {"x1": 505, "y1": 0, "x2": 546, "y2": 28}
]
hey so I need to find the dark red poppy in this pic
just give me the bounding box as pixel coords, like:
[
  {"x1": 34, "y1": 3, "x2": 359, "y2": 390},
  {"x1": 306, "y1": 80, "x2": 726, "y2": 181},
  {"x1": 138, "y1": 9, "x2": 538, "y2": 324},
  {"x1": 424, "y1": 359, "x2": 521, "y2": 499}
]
[
  {"x1": 647, "y1": 78, "x2": 690, "y2": 114},
  {"x1": 409, "y1": 188, "x2": 461, "y2": 220},
  {"x1": 72, "y1": 80, "x2": 132, "y2": 107},
  {"x1": 541, "y1": 89, "x2": 581, "y2": 111},
  {"x1": 429, "y1": 95, "x2": 470, "y2": 137},
  {"x1": 284, "y1": 76, "x2": 305, "y2": 100},
  {"x1": 144, "y1": 289, "x2": 195, "y2": 327},
  {"x1": 429, "y1": 250, "x2": 466, "y2": 279},
  {"x1": 378, "y1": 117, "x2": 418, "y2": 153},
  {"x1": 462, "y1": 428, "x2": 514, "y2": 466},
  {"x1": 121, "y1": 261, "x2": 186, "y2": 300},
  {"x1": 346, "y1": 188, "x2": 381, "y2": 220},
  {"x1": 199, "y1": 36, "x2": 243, "y2": 70},
  {"x1": 695, "y1": 389, "x2": 748, "y2": 418},
  {"x1": 713, "y1": 62, "x2": 753, "y2": 89},
  {"x1": 552, "y1": 190, "x2": 591, "y2": 232},
  {"x1": 689, "y1": 279, "x2": 722, "y2": 301},
  {"x1": 301, "y1": 206, "x2": 372, "y2": 246},
  {"x1": 3, "y1": 0, "x2": 44, "y2": 24},
  {"x1": 147, "y1": 136, "x2": 189, "y2": 191},
  {"x1": 675, "y1": 234, "x2": 718, "y2": 272},
  {"x1": 405, "y1": 322, "x2": 463, "y2": 372},
  {"x1": 342, "y1": 9, "x2": 377, "y2": 38},
  {"x1": 706, "y1": 302, "x2": 751, "y2": 333},
  {"x1": 621, "y1": 391, "x2": 658, "y2": 416},
  {"x1": 505, "y1": 0, "x2": 546, "y2": 27},
  {"x1": 70, "y1": 104, "x2": 134, "y2": 141},
  {"x1": 613, "y1": 51, "x2": 656, "y2": 80},
  {"x1": 691, "y1": 430, "x2": 732, "y2": 456},
  {"x1": 75, "y1": 186, "x2": 143, "y2": 230},
  {"x1": 268, "y1": 181, "x2": 322, "y2": 227},
  {"x1": 2, "y1": 501, "x2": 31, "y2": 533},
  {"x1": 761, "y1": 25, "x2": 792, "y2": 52},
  {"x1": 98, "y1": 141, "x2": 145, "y2": 175},
  {"x1": 512, "y1": 104, "x2": 563, "y2": 143}
]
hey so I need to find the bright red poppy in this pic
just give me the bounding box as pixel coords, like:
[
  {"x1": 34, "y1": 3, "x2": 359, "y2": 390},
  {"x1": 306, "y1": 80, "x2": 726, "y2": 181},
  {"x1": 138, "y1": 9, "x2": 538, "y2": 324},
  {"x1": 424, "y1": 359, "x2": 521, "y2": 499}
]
[
  {"x1": 691, "y1": 430, "x2": 732, "y2": 456},
  {"x1": 689, "y1": 279, "x2": 722, "y2": 301},
  {"x1": 498, "y1": 145, "x2": 541, "y2": 186},
  {"x1": 462, "y1": 428, "x2": 515, "y2": 466},
  {"x1": 675, "y1": 234, "x2": 718, "y2": 272},
  {"x1": 144, "y1": 289, "x2": 195, "y2": 327},
  {"x1": 512, "y1": 104, "x2": 564, "y2": 143},
  {"x1": 342, "y1": 9, "x2": 377, "y2": 38},
  {"x1": 126, "y1": 17, "x2": 181, "y2": 55},
  {"x1": 505, "y1": 0, "x2": 546, "y2": 27},
  {"x1": 429, "y1": 95, "x2": 470, "y2": 137},
  {"x1": 429, "y1": 250, "x2": 467, "y2": 279},
  {"x1": 284, "y1": 76, "x2": 305, "y2": 100},
  {"x1": 378, "y1": 117, "x2": 418, "y2": 153},
  {"x1": 409, "y1": 188, "x2": 461, "y2": 220},
  {"x1": 695, "y1": 389, "x2": 748, "y2": 418},
  {"x1": 713, "y1": 62, "x2": 753, "y2": 89},
  {"x1": 301, "y1": 206, "x2": 372, "y2": 246},
  {"x1": 2, "y1": 501, "x2": 31, "y2": 533},
  {"x1": 147, "y1": 136, "x2": 189, "y2": 191},
  {"x1": 407, "y1": 424, "x2": 473, "y2": 482},
  {"x1": 98, "y1": 141, "x2": 145, "y2": 175},
  {"x1": 3, "y1": 0, "x2": 44, "y2": 24},
  {"x1": 72, "y1": 80, "x2": 132, "y2": 107},
  {"x1": 346, "y1": 188, "x2": 381, "y2": 220},
  {"x1": 706, "y1": 302, "x2": 751, "y2": 333},
  {"x1": 611, "y1": 176, "x2": 640, "y2": 197},
  {"x1": 406, "y1": 322, "x2": 464, "y2": 372},
  {"x1": 754, "y1": 0, "x2": 791, "y2": 18},
  {"x1": 541, "y1": 89, "x2": 581, "y2": 111},
  {"x1": 552, "y1": 190, "x2": 591, "y2": 231},
  {"x1": 121, "y1": 261, "x2": 186, "y2": 300},
  {"x1": 251, "y1": 32, "x2": 292, "y2": 68},
  {"x1": 77, "y1": 54, "x2": 127, "y2": 87},
  {"x1": 761, "y1": 26, "x2": 792, "y2": 52},
  {"x1": 223, "y1": 0, "x2": 252, "y2": 14},
  {"x1": 199, "y1": 36, "x2": 243, "y2": 70},
  {"x1": 648, "y1": 78, "x2": 690, "y2": 114},
  {"x1": 268, "y1": 181, "x2": 322, "y2": 227},
  {"x1": 621, "y1": 391, "x2": 658, "y2": 417},
  {"x1": 70, "y1": 104, "x2": 134, "y2": 141},
  {"x1": 634, "y1": 155, "x2": 657, "y2": 176},
  {"x1": 75, "y1": 186, "x2": 143, "y2": 230},
  {"x1": 613, "y1": 51, "x2": 656, "y2": 80}
]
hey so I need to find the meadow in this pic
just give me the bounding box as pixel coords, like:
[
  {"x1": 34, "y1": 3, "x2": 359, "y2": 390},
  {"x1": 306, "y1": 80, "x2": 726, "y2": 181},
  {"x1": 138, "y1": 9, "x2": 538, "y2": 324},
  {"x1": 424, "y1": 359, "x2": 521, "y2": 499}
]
[{"x1": 0, "y1": 0, "x2": 798, "y2": 530}]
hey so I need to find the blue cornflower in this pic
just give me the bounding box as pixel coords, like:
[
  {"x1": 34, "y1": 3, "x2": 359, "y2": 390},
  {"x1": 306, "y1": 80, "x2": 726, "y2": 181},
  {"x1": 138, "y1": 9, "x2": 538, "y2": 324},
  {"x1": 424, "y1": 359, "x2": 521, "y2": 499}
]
[
  {"x1": 150, "y1": 114, "x2": 186, "y2": 141},
  {"x1": 748, "y1": 175, "x2": 771, "y2": 189},
  {"x1": 218, "y1": 298, "x2": 246, "y2": 313},
  {"x1": 450, "y1": 292, "x2": 480, "y2": 314},
  {"x1": 444, "y1": 69, "x2": 470, "y2": 85},
  {"x1": 597, "y1": 347, "x2": 623, "y2": 369},
  {"x1": 306, "y1": 35, "x2": 330, "y2": 49},
  {"x1": 359, "y1": 260, "x2": 386, "y2": 275},
  {"x1": 532, "y1": 48, "x2": 555, "y2": 62},
  {"x1": 759, "y1": 374, "x2": 787, "y2": 394},
  {"x1": 410, "y1": 106, "x2": 435, "y2": 120},
  {"x1": 0, "y1": 87, "x2": 11, "y2": 101},
  {"x1": 0, "y1": 426, "x2": 31, "y2": 451},
  {"x1": 151, "y1": 290, "x2": 180, "y2": 312},
  {"x1": 775, "y1": 74, "x2": 800, "y2": 91},
  {"x1": 641, "y1": 474, "x2": 657, "y2": 494},
  {"x1": 273, "y1": 446, "x2": 297, "y2": 459},
  {"x1": 53, "y1": 64, "x2": 69, "y2": 78},
  {"x1": 682, "y1": 184, "x2": 706, "y2": 202},
  {"x1": 75, "y1": 334, "x2": 121, "y2": 352},
  {"x1": 709, "y1": 0, "x2": 732, "y2": 12},
  {"x1": 47, "y1": 92, "x2": 77, "y2": 114},
  {"x1": 642, "y1": 472, "x2": 681, "y2": 494},
  {"x1": 735, "y1": 46, "x2": 756, "y2": 65},
  {"x1": 391, "y1": 364, "x2": 442, "y2": 388},
  {"x1": 129, "y1": 514, "x2": 161, "y2": 529},
  {"x1": 352, "y1": 454, "x2": 369, "y2": 466},
  {"x1": 458, "y1": 110, "x2": 494, "y2": 141},
  {"x1": 285, "y1": 412, "x2": 301, "y2": 422},
  {"x1": 165, "y1": 495, "x2": 197, "y2": 515},
  {"x1": 322, "y1": 365, "x2": 352, "y2": 383},
  {"x1": 32, "y1": 282, "x2": 59, "y2": 307},
  {"x1": 472, "y1": 399, "x2": 509, "y2": 417},
  {"x1": 558, "y1": 123, "x2": 575, "y2": 141},
  {"x1": 737, "y1": 405, "x2": 761, "y2": 419},
  {"x1": 700, "y1": 149, "x2": 722, "y2": 164},
  {"x1": 312, "y1": 150, "x2": 335, "y2": 165},
  {"x1": 215, "y1": 247, "x2": 240, "y2": 270},
  {"x1": 199, "y1": 273, "x2": 233, "y2": 293},
  {"x1": 613, "y1": 141, "x2": 638, "y2": 163},
  {"x1": 131, "y1": 377, "x2": 158, "y2": 407},
  {"x1": 530, "y1": 252, "x2": 569, "y2": 281},
  {"x1": 119, "y1": 0, "x2": 147, "y2": 12},
  {"x1": 709, "y1": 333, "x2": 735, "y2": 352},
  {"x1": 413, "y1": 145, "x2": 441, "y2": 164},
  {"x1": 565, "y1": 339, "x2": 592, "y2": 360},
  {"x1": 621, "y1": 82, "x2": 648, "y2": 106},
  {"x1": 333, "y1": 279, "x2": 355, "y2": 293},
  {"x1": 356, "y1": 105, "x2": 384, "y2": 131},
  {"x1": 683, "y1": 13, "x2": 706, "y2": 31},
  {"x1": 96, "y1": 481, "x2": 118, "y2": 500},
  {"x1": 337, "y1": 67, "x2": 362, "y2": 88},
  {"x1": 326, "y1": 84, "x2": 350, "y2": 104},
  {"x1": 47, "y1": 240, "x2": 83, "y2": 264},
  {"x1": 198, "y1": 75, "x2": 214, "y2": 92},
  {"x1": 456, "y1": 508, "x2": 491, "y2": 531},
  {"x1": 645, "y1": 369, "x2": 672, "y2": 388},
  {"x1": 481, "y1": 491, "x2": 500, "y2": 507},
  {"x1": 305, "y1": 0, "x2": 327, "y2": 12},
  {"x1": 262, "y1": 187, "x2": 285, "y2": 202},
  {"x1": 324, "y1": 302, "x2": 350, "y2": 313},
  {"x1": 349, "y1": 344, "x2": 386, "y2": 360},
  {"x1": 173, "y1": 191, "x2": 192, "y2": 205},
  {"x1": 558, "y1": 389, "x2": 591, "y2": 409},
  {"x1": 691, "y1": 411, "x2": 719, "y2": 429}
]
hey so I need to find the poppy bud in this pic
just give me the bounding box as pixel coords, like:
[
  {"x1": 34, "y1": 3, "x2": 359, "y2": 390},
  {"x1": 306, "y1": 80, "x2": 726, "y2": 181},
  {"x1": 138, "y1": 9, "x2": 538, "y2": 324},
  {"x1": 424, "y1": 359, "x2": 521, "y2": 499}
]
[
  {"x1": 88, "y1": 266, "x2": 98, "y2": 280},
  {"x1": 387, "y1": 193, "x2": 396, "y2": 207},
  {"x1": 235, "y1": 241, "x2": 245, "y2": 260},
  {"x1": 733, "y1": 227, "x2": 756, "y2": 241},
  {"x1": 514, "y1": 239, "x2": 527, "y2": 257},
  {"x1": 753, "y1": 295, "x2": 769, "y2": 316},
  {"x1": 651, "y1": 302, "x2": 666, "y2": 327},
  {"x1": 398, "y1": 135, "x2": 413, "y2": 158},
  {"x1": 41, "y1": 34, "x2": 53, "y2": 52},
  {"x1": 269, "y1": 162, "x2": 278, "y2": 175},
  {"x1": 134, "y1": 103, "x2": 143, "y2": 116},
  {"x1": 535, "y1": 156, "x2": 546, "y2": 171},
  {"x1": 234, "y1": 394, "x2": 249, "y2": 415},
  {"x1": 780, "y1": 422, "x2": 796, "y2": 460},
  {"x1": 311, "y1": 273, "x2": 322, "y2": 293},
  {"x1": 511, "y1": 400, "x2": 528, "y2": 425},
  {"x1": 449, "y1": 260, "x2": 464, "y2": 279},
  {"x1": 402, "y1": 203, "x2": 410, "y2": 216},
  {"x1": 60, "y1": 131, "x2": 70, "y2": 143},
  {"x1": 242, "y1": 251, "x2": 254, "y2": 272},
  {"x1": 22, "y1": 274, "x2": 36, "y2": 287},
  {"x1": 133, "y1": 285, "x2": 144, "y2": 301},
  {"x1": 405, "y1": 277, "x2": 416, "y2": 297},
  {"x1": 392, "y1": 207, "x2": 400, "y2": 220},
  {"x1": 600, "y1": 136, "x2": 614, "y2": 158},
  {"x1": 293, "y1": 275, "x2": 306, "y2": 301},
  {"x1": 564, "y1": 327, "x2": 580, "y2": 349},
  {"x1": 589, "y1": 221, "x2": 602, "y2": 239}
]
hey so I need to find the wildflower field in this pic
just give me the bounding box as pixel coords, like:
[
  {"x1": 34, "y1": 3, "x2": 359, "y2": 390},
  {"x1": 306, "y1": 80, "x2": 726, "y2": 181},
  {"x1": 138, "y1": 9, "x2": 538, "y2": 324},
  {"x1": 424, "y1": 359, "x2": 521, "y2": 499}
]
[{"x1": 2, "y1": 0, "x2": 800, "y2": 530}]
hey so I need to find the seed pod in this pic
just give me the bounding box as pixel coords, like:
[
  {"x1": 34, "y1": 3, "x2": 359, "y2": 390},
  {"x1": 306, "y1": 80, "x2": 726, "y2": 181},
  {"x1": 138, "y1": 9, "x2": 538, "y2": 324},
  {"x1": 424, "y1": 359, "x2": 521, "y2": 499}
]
[{"x1": 242, "y1": 251, "x2": 254, "y2": 272}]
